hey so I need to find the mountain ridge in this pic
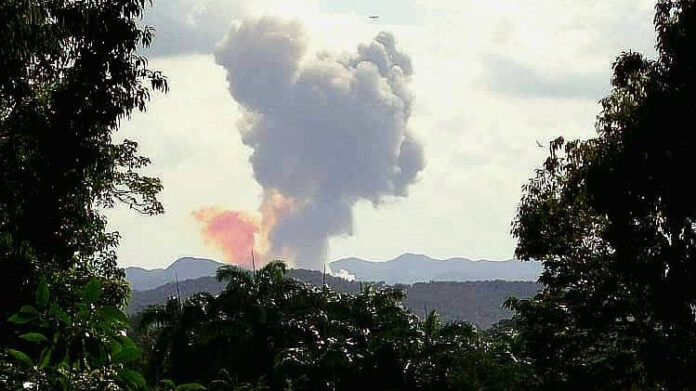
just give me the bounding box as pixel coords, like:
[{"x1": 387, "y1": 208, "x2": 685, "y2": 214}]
[
  {"x1": 330, "y1": 253, "x2": 542, "y2": 284},
  {"x1": 125, "y1": 257, "x2": 222, "y2": 291},
  {"x1": 126, "y1": 254, "x2": 542, "y2": 291}
]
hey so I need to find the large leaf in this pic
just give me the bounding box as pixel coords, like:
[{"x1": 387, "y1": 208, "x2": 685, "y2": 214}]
[
  {"x1": 36, "y1": 278, "x2": 49, "y2": 308},
  {"x1": 38, "y1": 347, "x2": 52, "y2": 368},
  {"x1": 99, "y1": 306, "x2": 130, "y2": 326},
  {"x1": 115, "y1": 334, "x2": 139, "y2": 350},
  {"x1": 159, "y1": 379, "x2": 176, "y2": 390},
  {"x1": 8, "y1": 305, "x2": 38, "y2": 324},
  {"x1": 8, "y1": 349, "x2": 34, "y2": 367},
  {"x1": 49, "y1": 303, "x2": 70, "y2": 324},
  {"x1": 118, "y1": 368, "x2": 146, "y2": 389},
  {"x1": 8, "y1": 312, "x2": 36, "y2": 325},
  {"x1": 20, "y1": 332, "x2": 48, "y2": 343},
  {"x1": 19, "y1": 305, "x2": 38, "y2": 315},
  {"x1": 82, "y1": 279, "x2": 103, "y2": 303},
  {"x1": 112, "y1": 345, "x2": 141, "y2": 364},
  {"x1": 58, "y1": 350, "x2": 70, "y2": 368},
  {"x1": 109, "y1": 338, "x2": 123, "y2": 356},
  {"x1": 175, "y1": 383, "x2": 206, "y2": 391}
]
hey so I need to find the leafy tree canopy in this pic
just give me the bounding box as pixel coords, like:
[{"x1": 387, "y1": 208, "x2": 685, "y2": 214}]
[
  {"x1": 136, "y1": 261, "x2": 530, "y2": 391},
  {"x1": 509, "y1": 1, "x2": 696, "y2": 389},
  {"x1": 0, "y1": 0, "x2": 167, "y2": 341}
]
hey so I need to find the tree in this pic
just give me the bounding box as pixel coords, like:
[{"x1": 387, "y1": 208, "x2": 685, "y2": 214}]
[
  {"x1": 1, "y1": 278, "x2": 145, "y2": 390},
  {"x1": 138, "y1": 262, "x2": 530, "y2": 391},
  {"x1": 138, "y1": 293, "x2": 214, "y2": 383},
  {"x1": 1, "y1": 278, "x2": 205, "y2": 391},
  {"x1": 509, "y1": 1, "x2": 696, "y2": 389},
  {"x1": 0, "y1": 0, "x2": 167, "y2": 341}
]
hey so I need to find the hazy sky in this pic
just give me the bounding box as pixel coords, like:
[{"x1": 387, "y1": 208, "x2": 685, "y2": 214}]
[{"x1": 107, "y1": 0, "x2": 657, "y2": 269}]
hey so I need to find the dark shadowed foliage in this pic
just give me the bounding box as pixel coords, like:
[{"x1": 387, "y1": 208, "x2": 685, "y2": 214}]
[
  {"x1": 0, "y1": 1, "x2": 183, "y2": 390},
  {"x1": 127, "y1": 270, "x2": 540, "y2": 328},
  {"x1": 508, "y1": 0, "x2": 696, "y2": 389},
  {"x1": 0, "y1": 0, "x2": 167, "y2": 343},
  {"x1": 136, "y1": 261, "x2": 531, "y2": 390}
]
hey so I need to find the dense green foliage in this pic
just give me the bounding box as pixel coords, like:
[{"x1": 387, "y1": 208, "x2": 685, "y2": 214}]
[
  {"x1": 1, "y1": 278, "x2": 146, "y2": 390},
  {"x1": 126, "y1": 269, "x2": 540, "y2": 328},
  {"x1": 508, "y1": 0, "x2": 696, "y2": 389},
  {"x1": 4, "y1": 0, "x2": 696, "y2": 390},
  {"x1": 136, "y1": 261, "x2": 530, "y2": 391},
  {"x1": 1, "y1": 279, "x2": 204, "y2": 391},
  {"x1": 0, "y1": 0, "x2": 167, "y2": 339},
  {"x1": 1, "y1": 0, "x2": 169, "y2": 389}
]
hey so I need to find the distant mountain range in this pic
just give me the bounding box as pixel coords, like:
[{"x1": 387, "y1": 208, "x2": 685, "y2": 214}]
[
  {"x1": 126, "y1": 269, "x2": 362, "y2": 315},
  {"x1": 125, "y1": 255, "x2": 543, "y2": 328},
  {"x1": 126, "y1": 254, "x2": 541, "y2": 291},
  {"x1": 332, "y1": 253, "x2": 542, "y2": 284},
  {"x1": 125, "y1": 257, "x2": 222, "y2": 291}
]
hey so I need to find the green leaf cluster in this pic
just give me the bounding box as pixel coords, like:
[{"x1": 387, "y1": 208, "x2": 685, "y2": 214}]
[
  {"x1": 2, "y1": 278, "x2": 142, "y2": 390},
  {"x1": 1, "y1": 278, "x2": 205, "y2": 391}
]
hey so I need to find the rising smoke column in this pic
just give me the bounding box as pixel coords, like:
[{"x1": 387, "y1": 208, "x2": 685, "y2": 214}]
[{"x1": 210, "y1": 17, "x2": 424, "y2": 269}]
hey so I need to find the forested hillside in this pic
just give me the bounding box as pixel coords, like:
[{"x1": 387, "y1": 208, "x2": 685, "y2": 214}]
[
  {"x1": 403, "y1": 280, "x2": 540, "y2": 326},
  {"x1": 3, "y1": 1, "x2": 696, "y2": 390},
  {"x1": 130, "y1": 262, "x2": 531, "y2": 390},
  {"x1": 127, "y1": 269, "x2": 540, "y2": 327}
]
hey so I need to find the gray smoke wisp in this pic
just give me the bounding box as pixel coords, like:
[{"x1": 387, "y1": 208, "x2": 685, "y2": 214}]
[{"x1": 214, "y1": 17, "x2": 425, "y2": 269}]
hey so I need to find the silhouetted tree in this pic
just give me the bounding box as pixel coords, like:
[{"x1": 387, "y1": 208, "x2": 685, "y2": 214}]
[
  {"x1": 138, "y1": 262, "x2": 530, "y2": 391},
  {"x1": 509, "y1": 1, "x2": 696, "y2": 389},
  {"x1": 0, "y1": 0, "x2": 167, "y2": 342},
  {"x1": 138, "y1": 293, "x2": 214, "y2": 383}
]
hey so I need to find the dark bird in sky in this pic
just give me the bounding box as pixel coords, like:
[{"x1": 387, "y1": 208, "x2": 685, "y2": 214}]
[{"x1": 369, "y1": 15, "x2": 380, "y2": 19}]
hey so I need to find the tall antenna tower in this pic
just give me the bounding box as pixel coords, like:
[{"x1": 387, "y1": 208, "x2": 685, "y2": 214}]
[
  {"x1": 251, "y1": 249, "x2": 256, "y2": 279},
  {"x1": 175, "y1": 273, "x2": 183, "y2": 310}
]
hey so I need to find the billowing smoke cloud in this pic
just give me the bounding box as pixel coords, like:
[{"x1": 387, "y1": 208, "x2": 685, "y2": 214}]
[
  {"x1": 198, "y1": 17, "x2": 424, "y2": 269},
  {"x1": 142, "y1": 0, "x2": 245, "y2": 56}
]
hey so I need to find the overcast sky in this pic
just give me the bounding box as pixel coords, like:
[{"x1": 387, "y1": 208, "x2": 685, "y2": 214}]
[{"x1": 107, "y1": 0, "x2": 657, "y2": 269}]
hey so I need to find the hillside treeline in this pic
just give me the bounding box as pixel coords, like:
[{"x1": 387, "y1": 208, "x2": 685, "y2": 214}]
[
  {"x1": 3, "y1": 0, "x2": 696, "y2": 390},
  {"x1": 132, "y1": 261, "x2": 529, "y2": 390},
  {"x1": 127, "y1": 269, "x2": 540, "y2": 328}
]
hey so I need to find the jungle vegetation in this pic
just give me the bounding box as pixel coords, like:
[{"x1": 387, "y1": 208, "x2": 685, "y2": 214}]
[{"x1": 2, "y1": 0, "x2": 696, "y2": 390}]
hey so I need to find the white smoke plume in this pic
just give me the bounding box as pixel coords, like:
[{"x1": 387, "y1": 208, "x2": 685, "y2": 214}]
[{"x1": 212, "y1": 17, "x2": 424, "y2": 269}]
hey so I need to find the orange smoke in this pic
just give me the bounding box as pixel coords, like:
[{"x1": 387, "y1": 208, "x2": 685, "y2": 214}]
[
  {"x1": 192, "y1": 208, "x2": 259, "y2": 268},
  {"x1": 192, "y1": 191, "x2": 296, "y2": 267}
]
